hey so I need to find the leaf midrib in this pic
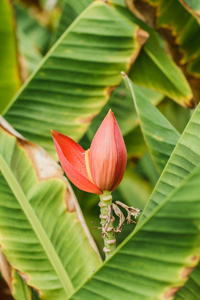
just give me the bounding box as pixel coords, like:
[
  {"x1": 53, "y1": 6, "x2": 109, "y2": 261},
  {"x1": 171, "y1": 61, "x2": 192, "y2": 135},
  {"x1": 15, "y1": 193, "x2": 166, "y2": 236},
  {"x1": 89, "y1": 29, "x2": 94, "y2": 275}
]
[{"x1": 0, "y1": 152, "x2": 74, "y2": 297}]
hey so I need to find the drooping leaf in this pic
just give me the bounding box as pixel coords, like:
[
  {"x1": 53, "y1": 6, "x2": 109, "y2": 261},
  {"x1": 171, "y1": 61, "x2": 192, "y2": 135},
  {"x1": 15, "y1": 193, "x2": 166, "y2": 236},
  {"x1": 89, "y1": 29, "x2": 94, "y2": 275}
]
[
  {"x1": 123, "y1": 74, "x2": 180, "y2": 174},
  {"x1": 126, "y1": 0, "x2": 200, "y2": 101},
  {"x1": 0, "y1": 0, "x2": 21, "y2": 113},
  {"x1": 3, "y1": 1, "x2": 148, "y2": 159},
  {"x1": 0, "y1": 118, "x2": 101, "y2": 300},
  {"x1": 129, "y1": 43, "x2": 194, "y2": 107},
  {"x1": 109, "y1": 0, "x2": 194, "y2": 107},
  {"x1": 70, "y1": 147, "x2": 200, "y2": 299}
]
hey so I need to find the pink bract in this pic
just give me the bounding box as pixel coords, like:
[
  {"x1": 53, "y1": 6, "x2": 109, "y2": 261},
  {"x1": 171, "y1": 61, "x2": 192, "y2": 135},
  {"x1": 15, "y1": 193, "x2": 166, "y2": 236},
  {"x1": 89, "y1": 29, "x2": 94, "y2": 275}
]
[{"x1": 51, "y1": 109, "x2": 127, "y2": 195}]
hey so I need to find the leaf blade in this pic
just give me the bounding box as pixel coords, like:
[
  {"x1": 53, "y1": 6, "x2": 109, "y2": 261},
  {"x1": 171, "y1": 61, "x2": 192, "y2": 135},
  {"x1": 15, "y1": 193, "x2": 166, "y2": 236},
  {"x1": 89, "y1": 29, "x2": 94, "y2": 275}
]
[
  {"x1": 3, "y1": 1, "x2": 148, "y2": 158},
  {"x1": 0, "y1": 152, "x2": 74, "y2": 296},
  {"x1": 0, "y1": 120, "x2": 100, "y2": 300}
]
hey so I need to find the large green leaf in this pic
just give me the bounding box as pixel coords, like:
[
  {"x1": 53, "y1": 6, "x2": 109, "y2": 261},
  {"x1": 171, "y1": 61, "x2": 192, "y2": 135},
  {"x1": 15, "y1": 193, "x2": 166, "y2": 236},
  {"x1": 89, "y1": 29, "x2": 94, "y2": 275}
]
[
  {"x1": 0, "y1": 0, "x2": 21, "y2": 113},
  {"x1": 0, "y1": 118, "x2": 101, "y2": 300},
  {"x1": 70, "y1": 144, "x2": 200, "y2": 299},
  {"x1": 3, "y1": 1, "x2": 148, "y2": 159}
]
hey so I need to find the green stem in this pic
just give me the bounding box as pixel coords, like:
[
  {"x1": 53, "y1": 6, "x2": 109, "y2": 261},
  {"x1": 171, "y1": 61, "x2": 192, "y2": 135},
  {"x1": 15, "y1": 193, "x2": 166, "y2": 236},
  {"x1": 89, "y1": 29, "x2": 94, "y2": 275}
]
[{"x1": 99, "y1": 191, "x2": 116, "y2": 259}]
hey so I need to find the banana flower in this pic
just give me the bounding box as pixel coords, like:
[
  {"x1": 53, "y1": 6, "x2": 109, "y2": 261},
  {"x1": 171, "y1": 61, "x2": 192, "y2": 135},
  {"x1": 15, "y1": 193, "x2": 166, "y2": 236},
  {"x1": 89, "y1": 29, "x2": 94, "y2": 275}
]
[{"x1": 51, "y1": 109, "x2": 127, "y2": 195}]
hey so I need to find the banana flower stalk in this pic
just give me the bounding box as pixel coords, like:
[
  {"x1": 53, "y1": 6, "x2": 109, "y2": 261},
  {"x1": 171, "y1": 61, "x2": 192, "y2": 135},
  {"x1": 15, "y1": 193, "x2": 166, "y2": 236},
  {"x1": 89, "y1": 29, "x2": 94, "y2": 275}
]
[{"x1": 52, "y1": 109, "x2": 127, "y2": 258}]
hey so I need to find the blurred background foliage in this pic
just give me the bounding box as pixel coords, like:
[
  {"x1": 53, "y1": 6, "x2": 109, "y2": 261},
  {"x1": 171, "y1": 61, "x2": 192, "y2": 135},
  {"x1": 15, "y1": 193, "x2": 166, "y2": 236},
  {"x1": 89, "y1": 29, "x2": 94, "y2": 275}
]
[{"x1": 0, "y1": 0, "x2": 199, "y2": 298}]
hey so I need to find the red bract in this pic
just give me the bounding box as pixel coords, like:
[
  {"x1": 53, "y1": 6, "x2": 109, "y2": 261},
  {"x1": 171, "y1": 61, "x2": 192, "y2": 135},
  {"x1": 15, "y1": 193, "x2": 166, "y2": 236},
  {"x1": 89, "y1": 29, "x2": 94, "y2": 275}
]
[{"x1": 51, "y1": 109, "x2": 127, "y2": 195}]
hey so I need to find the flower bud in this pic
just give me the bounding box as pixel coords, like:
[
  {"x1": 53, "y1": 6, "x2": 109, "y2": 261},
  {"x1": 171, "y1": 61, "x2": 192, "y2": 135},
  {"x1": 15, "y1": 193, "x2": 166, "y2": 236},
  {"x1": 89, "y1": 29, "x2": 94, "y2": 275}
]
[
  {"x1": 52, "y1": 109, "x2": 127, "y2": 194},
  {"x1": 89, "y1": 109, "x2": 127, "y2": 191}
]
